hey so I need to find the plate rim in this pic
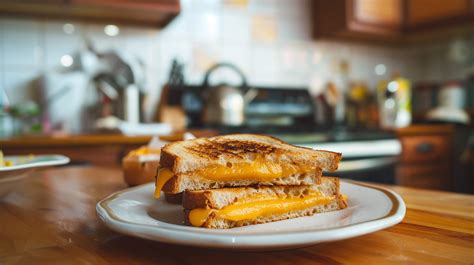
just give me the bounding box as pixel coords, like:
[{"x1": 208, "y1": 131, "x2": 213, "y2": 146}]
[
  {"x1": 96, "y1": 180, "x2": 406, "y2": 248},
  {"x1": 0, "y1": 154, "x2": 70, "y2": 172}
]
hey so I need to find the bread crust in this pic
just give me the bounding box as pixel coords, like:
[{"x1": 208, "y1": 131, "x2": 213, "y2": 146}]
[
  {"x1": 160, "y1": 134, "x2": 342, "y2": 173},
  {"x1": 159, "y1": 148, "x2": 178, "y2": 169},
  {"x1": 164, "y1": 192, "x2": 183, "y2": 204},
  {"x1": 158, "y1": 134, "x2": 341, "y2": 193}
]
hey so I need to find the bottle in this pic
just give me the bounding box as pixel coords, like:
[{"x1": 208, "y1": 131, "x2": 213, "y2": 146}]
[
  {"x1": 377, "y1": 74, "x2": 412, "y2": 129},
  {"x1": 332, "y1": 60, "x2": 350, "y2": 126}
]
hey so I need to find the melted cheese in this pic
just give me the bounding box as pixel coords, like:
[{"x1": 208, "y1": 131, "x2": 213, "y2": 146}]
[
  {"x1": 188, "y1": 194, "x2": 334, "y2": 227},
  {"x1": 154, "y1": 168, "x2": 174, "y2": 198},
  {"x1": 153, "y1": 156, "x2": 315, "y2": 197},
  {"x1": 189, "y1": 208, "x2": 214, "y2": 227},
  {"x1": 193, "y1": 156, "x2": 314, "y2": 181}
]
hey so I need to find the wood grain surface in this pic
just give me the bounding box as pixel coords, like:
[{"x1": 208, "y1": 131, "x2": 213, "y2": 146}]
[
  {"x1": 0, "y1": 166, "x2": 473, "y2": 265},
  {"x1": 0, "y1": 131, "x2": 217, "y2": 148}
]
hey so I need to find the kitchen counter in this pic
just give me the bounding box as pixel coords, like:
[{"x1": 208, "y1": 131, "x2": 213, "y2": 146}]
[
  {"x1": 1, "y1": 132, "x2": 401, "y2": 168},
  {"x1": 0, "y1": 131, "x2": 216, "y2": 167},
  {"x1": 0, "y1": 134, "x2": 153, "y2": 167},
  {"x1": 0, "y1": 134, "x2": 154, "y2": 147},
  {"x1": 1, "y1": 166, "x2": 472, "y2": 264},
  {"x1": 0, "y1": 131, "x2": 217, "y2": 148}
]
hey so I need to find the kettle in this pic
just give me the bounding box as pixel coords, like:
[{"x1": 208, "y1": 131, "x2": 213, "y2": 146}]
[{"x1": 201, "y1": 63, "x2": 257, "y2": 126}]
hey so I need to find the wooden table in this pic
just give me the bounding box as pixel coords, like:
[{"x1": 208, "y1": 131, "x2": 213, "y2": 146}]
[{"x1": 1, "y1": 166, "x2": 473, "y2": 265}]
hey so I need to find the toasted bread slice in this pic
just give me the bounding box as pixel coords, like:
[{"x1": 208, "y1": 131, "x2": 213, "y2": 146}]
[
  {"x1": 164, "y1": 192, "x2": 183, "y2": 204},
  {"x1": 161, "y1": 134, "x2": 342, "y2": 173},
  {"x1": 182, "y1": 177, "x2": 347, "y2": 229},
  {"x1": 159, "y1": 134, "x2": 341, "y2": 193},
  {"x1": 183, "y1": 176, "x2": 341, "y2": 210},
  {"x1": 162, "y1": 167, "x2": 322, "y2": 194}
]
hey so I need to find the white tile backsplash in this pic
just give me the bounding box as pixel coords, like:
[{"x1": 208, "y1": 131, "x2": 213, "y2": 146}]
[
  {"x1": 221, "y1": 10, "x2": 251, "y2": 44},
  {"x1": 190, "y1": 43, "x2": 220, "y2": 82},
  {"x1": 249, "y1": 0, "x2": 277, "y2": 15},
  {"x1": 251, "y1": 14, "x2": 277, "y2": 43},
  {"x1": 250, "y1": 43, "x2": 279, "y2": 76},
  {"x1": 44, "y1": 21, "x2": 83, "y2": 68},
  {"x1": 279, "y1": 42, "x2": 310, "y2": 73},
  {"x1": 123, "y1": 27, "x2": 158, "y2": 69},
  {"x1": 0, "y1": 0, "x2": 471, "y2": 125},
  {"x1": 159, "y1": 40, "x2": 193, "y2": 78},
  {"x1": 190, "y1": 0, "x2": 221, "y2": 13},
  {"x1": 3, "y1": 70, "x2": 40, "y2": 104},
  {"x1": 0, "y1": 19, "x2": 3, "y2": 69},
  {"x1": 159, "y1": 15, "x2": 190, "y2": 42},
  {"x1": 278, "y1": 17, "x2": 311, "y2": 42},
  {"x1": 85, "y1": 24, "x2": 126, "y2": 53},
  {"x1": 219, "y1": 44, "x2": 251, "y2": 74},
  {"x1": 2, "y1": 18, "x2": 43, "y2": 68},
  {"x1": 275, "y1": 0, "x2": 310, "y2": 19},
  {"x1": 190, "y1": 13, "x2": 221, "y2": 43}
]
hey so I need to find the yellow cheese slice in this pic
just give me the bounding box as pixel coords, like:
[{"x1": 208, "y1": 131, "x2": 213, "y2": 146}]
[
  {"x1": 188, "y1": 194, "x2": 334, "y2": 227},
  {"x1": 191, "y1": 156, "x2": 314, "y2": 181},
  {"x1": 153, "y1": 156, "x2": 316, "y2": 197}
]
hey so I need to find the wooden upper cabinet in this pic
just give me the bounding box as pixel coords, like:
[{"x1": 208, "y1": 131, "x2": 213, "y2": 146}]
[
  {"x1": 0, "y1": 0, "x2": 180, "y2": 28},
  {"x1": 353, "y1": 0, "x2": 402, "y2": 25},
  {"x1": 407, "y1": 0, "x2": 471, "y2": 27},
  {"x1": 347, "y1": 0, "x2": 403, "y2": 35},
  {"x1": 313, "y1": 0, "x2": 474, "y2": 42}
]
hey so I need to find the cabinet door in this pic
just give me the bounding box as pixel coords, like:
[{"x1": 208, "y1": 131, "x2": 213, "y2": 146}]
[
  {"x1": 313, "y1": 0, "x2": 474, "y2": 42},
  {"x1": 396, "y1": 164, "x2": 451, "y2": 190},
  {"x1": 407, "y1": 0, "x2": 472, "y2": 27},
  {"x1": 0, "y1": 0, "x2": 179, "y2": 27},
  {"x1": 347, "y1": 0, "x2": 403, "y2": 35}
]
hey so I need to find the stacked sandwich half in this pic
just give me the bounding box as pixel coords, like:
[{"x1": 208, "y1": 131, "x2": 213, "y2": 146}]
[{"x1": 154, "y1": 134, "x2": 347, "y2": 229}]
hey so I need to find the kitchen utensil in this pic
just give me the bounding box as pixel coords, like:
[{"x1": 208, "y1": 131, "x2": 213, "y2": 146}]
[
  {"x1": 377, "y1": 76, "x2": 412, "y2": 129},
  {"x1": 201, "y1": 63, "x2": 257, "y2": 126},
  {"x1": 155, "y1": 59, "x2": 187, "y2": 130}
]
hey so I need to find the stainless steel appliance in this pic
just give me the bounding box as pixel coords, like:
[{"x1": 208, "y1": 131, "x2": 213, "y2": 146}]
[
  {"x1": 201, "y1": 63, "x2": 257, "y2": 126},
  {"x1": 175, "y1": 85, "x2": 316, "y2": 132}
]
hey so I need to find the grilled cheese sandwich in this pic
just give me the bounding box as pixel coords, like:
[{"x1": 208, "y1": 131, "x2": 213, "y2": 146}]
[
  {"x1": 152, "y1": 134, "x2": 346, "y2": 229},
  {"x1": 155, "y1": 134, "x2": 341, "y2": 195},
  {"x1": 154, "y1": 155, "x2": 318, "y2": 198},
  {"x1": 183, "y1": 177, "x2": 347, "y2": 229},
  {"x1": 188, "y1": 193, "x2": 335, "y2": 227}
]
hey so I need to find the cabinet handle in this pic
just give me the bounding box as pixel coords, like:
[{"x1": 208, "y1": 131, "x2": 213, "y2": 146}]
[{"x1": 416, "y1": 142, "x2": 433, "y2": 153}]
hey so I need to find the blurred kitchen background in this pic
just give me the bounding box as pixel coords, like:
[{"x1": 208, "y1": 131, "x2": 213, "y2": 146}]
[{"x1": 0, "y1": 0, "x2": 473, "y2": 193}]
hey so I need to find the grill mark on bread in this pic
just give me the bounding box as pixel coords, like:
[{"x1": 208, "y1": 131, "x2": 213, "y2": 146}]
[
  {"x1": 184, "y1": 140, "x2": 279, "y2": 160},
  {"x1": 159, "y1": 134, "x2": 341, "y2": 193}
]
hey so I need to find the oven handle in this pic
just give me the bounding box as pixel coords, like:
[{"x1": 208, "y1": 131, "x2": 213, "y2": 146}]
[{"x1": 334, "y1": 157, "x2": 398, "y2": 173}]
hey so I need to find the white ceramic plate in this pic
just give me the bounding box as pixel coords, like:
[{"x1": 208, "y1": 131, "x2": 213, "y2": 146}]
[
  {"x1": 0, "y1": 155, "x2": 70, "y2": 173},
  {"x1": 96, "y1": 181, "x2": 406, "y2": 250},
  {"x1": 0, "y1": 155, "x2": 70, "y2": 197}
]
